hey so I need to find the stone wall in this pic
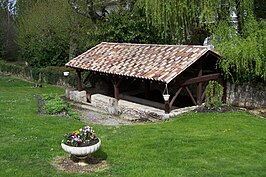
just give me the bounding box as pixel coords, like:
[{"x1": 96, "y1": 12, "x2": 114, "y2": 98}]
[
  {"x1": 91, "y1": 94, "x2": 167, "y2": 119},
  {"x1": 65, "y1": 89, "x2": 87, "y2": 103},
  {"x1": 67, "y1": 92, "x2": 199, "y2": 119},
  {"x1": 226, "y1": 82, "x2": 266, "y2": 108}
]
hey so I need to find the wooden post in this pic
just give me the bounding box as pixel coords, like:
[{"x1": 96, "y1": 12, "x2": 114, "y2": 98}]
[
  {"x1": 165, "y1": 100, "x2": 170, "y2": 114},
  {"x1": 76, "y1": 69, "x2": 82, "y2": 91},
  {"x1": 197, "y1": 60, "x2": 203, "y2": 105},
  {"x1": 114, "y1": 82, "x2": 119, "y2": 100},
  {"x1": 110, "y1": 76, "x2": 122, "y2": 100}
]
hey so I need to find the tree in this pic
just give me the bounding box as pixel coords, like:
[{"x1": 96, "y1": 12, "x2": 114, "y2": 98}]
[
  {"x1": 138, "y1": 0, "x2": 256, "y2": 44},
  {"x1": 91, "y1": 8, "x2": 163, "y2": 44},
  {"x1": 68, "y1": 0, "x2": 136, "y2": 22},
  {"x1": 15, "y1": 0, "x2": 93, "y2": 66},
  {"x1": 139, "y1": 0, "x2": 265, "y2": 82},
  {"x1": 213, "y1": 19, "x2": 266, "y2": 82},
  {"x1": 0, "y1": 0, "x2": 17, "y2": 60}
]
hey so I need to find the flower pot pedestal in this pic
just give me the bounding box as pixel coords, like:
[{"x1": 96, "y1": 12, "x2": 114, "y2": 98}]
[{"x1": 61, "y1": 139, "x2": 101, "y2": 165}]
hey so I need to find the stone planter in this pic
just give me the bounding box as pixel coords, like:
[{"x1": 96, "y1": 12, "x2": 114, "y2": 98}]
[{"x1": 61, "y1": 139, "x2": 101, "y2": 157}]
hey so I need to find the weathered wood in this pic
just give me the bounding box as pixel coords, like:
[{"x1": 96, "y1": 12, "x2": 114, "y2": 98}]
[
  {"x1": 169, "y1": 87, "x2": 183, "y2": 108},
  {"x1": 109, "y1": 76, "x2": 122, "y2": 100},
  {"x1": 181, "y1": 73, "x2": 220, "y2": 86},
  {"x1": 164, "y1": 101, "x2": 170, "y2": 114},
  {"x1": 200, "y1": 88, "x2": 207, "y2": 103},
  {"x1": 83, "y1": 72, "x2": 93, "y2": 85},
  {"x1": 185, "y1": 86, "x2": 197, "y2": 105},
  {"x1": 76, "y1": 69, "x2": 83, "y2": 91},
  {"x1": 114, "y1": 84, "x2": 119, "y2": 100},
  {"x1": 197, "y1": 61, "x2": 203, "y2": 105}
]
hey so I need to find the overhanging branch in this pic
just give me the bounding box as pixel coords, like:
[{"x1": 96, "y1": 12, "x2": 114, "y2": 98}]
[{"x1": 68, "y1": 0, "x2": 101, "y2": 22}]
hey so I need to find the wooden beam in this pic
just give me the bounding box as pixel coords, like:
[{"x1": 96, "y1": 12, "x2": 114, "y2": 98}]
[
  {"x1": 83, "y1": 72, "x2": 93, "y2": 85},
  {"x1": 181, "y1": 73, "x2": 220, "y2": 86},
  {"x1": 109, "y1": 76, "x2": 122, "y2": 100},
  {"x1": 197, "y1": 61, "x2": 203, "y2": 105},
  {"x1": 165, "y1": 101, "x2": 170, "y2": 114},
  {"x1": 200, "y1": 88, "x2": 207, "y2": 103},
  {"x1": 169, "y1": 87, "x2": 183, "y2": 108},
  {"x1": 185, "y1": 86, "x2": 197, "y2": 105},
  {"x1": 76, "y1": 69, "x2": 83, "y2": 91}
]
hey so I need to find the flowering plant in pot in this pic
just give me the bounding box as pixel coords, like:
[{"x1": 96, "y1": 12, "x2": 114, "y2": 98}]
[{"x1": 61, "y1": 125, "x2": 101, "y2": 159}]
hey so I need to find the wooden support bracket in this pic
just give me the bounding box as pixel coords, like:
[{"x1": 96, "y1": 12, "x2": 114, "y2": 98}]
[
  {"x1": 83, "y1": 72, "x2": 93, "y2": 85},
  {"x1": 185, "y1": 86, "x2": 197, "y2": 105},
  {"x1": 169, "y1": 87, "x2": 183, "y2": 108}
]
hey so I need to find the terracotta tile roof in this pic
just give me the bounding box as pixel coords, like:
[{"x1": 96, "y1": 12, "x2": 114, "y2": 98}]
[{"x1": 66, "y1": 42, "x2": 220, "y2": 83}]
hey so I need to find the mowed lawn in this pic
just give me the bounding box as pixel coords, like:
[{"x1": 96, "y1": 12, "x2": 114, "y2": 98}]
[{"x1": 0, "y1": 74, "x2": 265, "y2": 177}]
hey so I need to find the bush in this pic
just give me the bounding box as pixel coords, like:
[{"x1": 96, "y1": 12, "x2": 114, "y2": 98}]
[
  {"x1": 42, "y1": 94, "x2": 68, "y2": 114},
  {"x1": 0, "y1": 60, "x2": 77, "y2": 87},
  {"x1": 205, "y1": 81, "x2": 224, "y2": 110},
  {"x1": 42, "y1": 94, "x2": 80, "y2": 120}
]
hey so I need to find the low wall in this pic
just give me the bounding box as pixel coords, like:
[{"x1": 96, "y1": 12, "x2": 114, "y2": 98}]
[
  {"x1": 67, "y1": 92, "x2": 198, "y2": 119},
  {"x1": 226, "y1": 82, "x2": 266, "y2": 108},
  {"x1": 91, "y1": 94, "x2": 166, "y2": 119}
]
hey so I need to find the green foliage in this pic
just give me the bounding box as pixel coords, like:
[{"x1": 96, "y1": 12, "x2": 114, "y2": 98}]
[
  {"x1": 42, "y1": 94, "x2": 68, "y2": 114},
  {"x1": 0, "y1": 60, "x2": 24, "y2": 74},
  {"x1": 214, "y1": 19, "x2": 266, "y2": 82},
  {"x1": 16, "y1": 1, "x2": 70, "y2": 67},
  {"x1": 205, "y1": 80, "x2": 223, "y2": 109},
  {"x1": 0, "y1": 1, "x2": 17, "y2": 60},
  {"x1": 138, "y1": 0, "x2": 232, "y2": 43},
  {"x1": 93, "y1": 9, "x2": 163, "y2": 44},
  {"x1": 254, "y1": 0, "x2": 266, "y2": 19},
  {"x1": 138, "y1": 0, "x2": 257, "y2": 44},
  {"x1": 42, "y1": 93, "x2": 80, "y2": 120},
  {"x1": 15, "y1": 0, "x2": 93, "y2": 67},
  {"x1": 0, "y1": 60, "x2": 77, "y2": 86},
  {"x1": 67, "y1": 109, "x2": 80, "y2": 120}
]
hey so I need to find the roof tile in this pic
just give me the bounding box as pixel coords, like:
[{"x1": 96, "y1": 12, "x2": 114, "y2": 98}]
[{"x1": 66, "y1": 42, "x2": 219, "y2": 83}]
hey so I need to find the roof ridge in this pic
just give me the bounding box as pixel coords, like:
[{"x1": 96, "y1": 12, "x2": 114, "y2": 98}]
[{"x1": 100, "y1": 42, "x2": 208, "y2": 48}]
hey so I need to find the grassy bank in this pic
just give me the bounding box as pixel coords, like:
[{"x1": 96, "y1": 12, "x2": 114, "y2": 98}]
[{"x1": 0, "y1": 74, "x2": 265, "y2": 176}]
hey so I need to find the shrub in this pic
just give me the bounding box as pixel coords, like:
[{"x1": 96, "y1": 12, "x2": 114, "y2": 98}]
[
  {"x1": 0, "y1": 60, "x2": 77, "y2": 86},
  {"x1": 205, "y1": 80, "x2": 224, "y2": 110},
  {"x1": 42, "y1": 94, "x2": 68, "y2": 114},
  {"x1": 42, "y1": 94, "x2": 80, "y2": 120}
]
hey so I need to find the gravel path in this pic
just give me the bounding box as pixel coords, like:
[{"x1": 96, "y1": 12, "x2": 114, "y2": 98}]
[{"x1": 79, "y1": 110, "x2": 133, "y2": 126}]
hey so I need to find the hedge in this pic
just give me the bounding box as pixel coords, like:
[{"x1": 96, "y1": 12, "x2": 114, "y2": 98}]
[{"x1": 0, "y1": 60, "x2": 77, "y2": 87}]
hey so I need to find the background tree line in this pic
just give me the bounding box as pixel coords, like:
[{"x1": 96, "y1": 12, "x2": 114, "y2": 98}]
[{"x1": 0, "y1": 0, "x2": 265, "y2": 82}]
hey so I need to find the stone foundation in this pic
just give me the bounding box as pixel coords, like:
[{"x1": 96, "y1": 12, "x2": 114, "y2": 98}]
[
  {"x1": 91, "y1": 94, "x2": 167, "y2": 119},
  {"x1": 65, "y1": 89, "x2": 87, "y2": 103},
  {"x1": 226, "y1": 82, "x2": 266, "y2": 108}
]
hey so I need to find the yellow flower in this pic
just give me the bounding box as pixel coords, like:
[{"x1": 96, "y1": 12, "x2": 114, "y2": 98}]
[{"x1": 74, "y1": 130, "x2": 80, "y2": 135}]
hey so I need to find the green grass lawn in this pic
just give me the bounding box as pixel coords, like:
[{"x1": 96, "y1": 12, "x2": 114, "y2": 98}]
[{"x1": 0, "y1": 74, "x2": 265, "y2": 177}]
